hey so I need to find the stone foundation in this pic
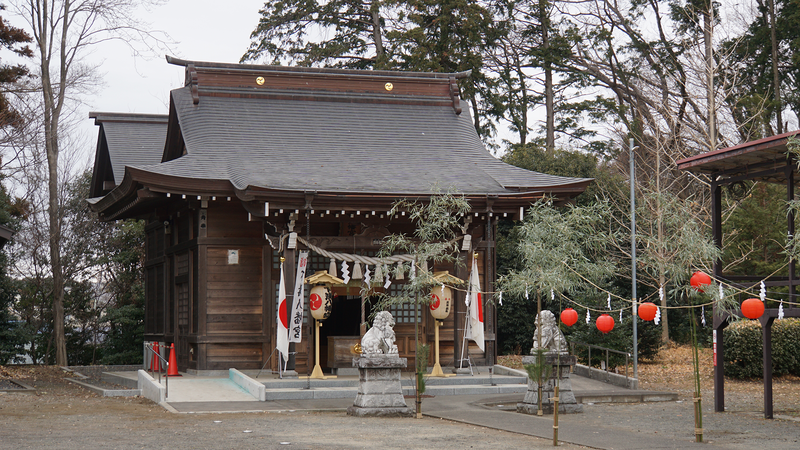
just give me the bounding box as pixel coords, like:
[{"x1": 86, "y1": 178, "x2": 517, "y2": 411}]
[
  {"x1": 517, "y1": 352, "x2": 583, "y2": 415},
  {"x1": 347, "y1": 355, "x2": 413, "y2": 417}
]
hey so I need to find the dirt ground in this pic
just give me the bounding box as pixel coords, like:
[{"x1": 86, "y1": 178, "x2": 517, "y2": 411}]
[
  {"x1": 2, "y1": 345, "x2": 799, "y2": 449},
  {"x1": 0, "y1": 366, "x2": 583, "y2": 450},
  {"x1": 499, "y1": 344, "x2": 800, "y2": 418}
]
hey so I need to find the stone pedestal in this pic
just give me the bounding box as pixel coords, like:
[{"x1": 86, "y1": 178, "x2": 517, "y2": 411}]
[
  {"x1": 517, "y1": 352, "x2": 583, "y2": 415},
  {"x1": 347, "y1": 355, "x2": 413, "y2": 417}
]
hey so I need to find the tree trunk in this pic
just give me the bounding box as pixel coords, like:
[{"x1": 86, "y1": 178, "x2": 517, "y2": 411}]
[
  {"x1": 656, "y1": 144, "x2": 669, "y2": 343},
  {"x1": 540, "y1": 0, "x2": 554, "y2": 152},
  {"x1": 516, "y1": 57, "x2": 528, "y2": 146},
  {"x1": 370, "y1": 7, "x2": 384, "y2": 59},
  {"x1": 45, "y1": 77, "x2": 67, "y2": 366},
  {"x1": 768, "y1": 0, "x2": 782, "y2": 134},
  {"x1": 704, "y1": 4, "x2": 716, "y2": 152},
  {"x1": 35, "y1": 0, "x2": 68, "y2": 365}
]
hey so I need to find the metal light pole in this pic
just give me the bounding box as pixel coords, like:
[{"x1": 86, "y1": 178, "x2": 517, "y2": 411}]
[{"x1": 630, "y1": 137, "x2": 638, "y2": 379}]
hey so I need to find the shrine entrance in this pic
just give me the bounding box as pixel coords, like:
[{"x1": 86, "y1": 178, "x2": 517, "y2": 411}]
[{"x1": 319, "y1": 295, "x2": 372, "y2": 373}]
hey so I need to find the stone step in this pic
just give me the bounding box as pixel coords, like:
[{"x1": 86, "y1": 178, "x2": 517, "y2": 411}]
[
  {"x1": 576, "y1": 391, "x2": 678, "y2": 404},
  {"x1": 258, "y1": 375, "x2": 526, "y2": 390},
  {"x1": 262, "y1": 383, "x2": 529, "y2": 401},
  {"x1": 102, "y1": 372, "x2": 138, "y2": 389}
]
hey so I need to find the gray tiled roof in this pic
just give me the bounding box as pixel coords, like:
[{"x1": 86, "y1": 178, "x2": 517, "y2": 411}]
[
  {"x1": 126, "y1": 87, "x2": 589, "y2": 195},
  {"x1": 94, "y1": 113, "x2": 168, "y2": 184}
]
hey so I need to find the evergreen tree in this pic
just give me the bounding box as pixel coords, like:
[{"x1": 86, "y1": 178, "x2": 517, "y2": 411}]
[
  {"x1": 0, "y1": 181, "x2": 24, "y2": 363},
  {"x1": 242, "y1": 0, "x2": 390, "y2": 69},
  {"x1": 721, "y1": 0, "x2": 800, "y2": 139},
  {"x1": 0, "y1": 5, "x2": 32, "y2": 130},
  {"x1": 0, "y1": 6, "x2": 30, "y2": 364}
]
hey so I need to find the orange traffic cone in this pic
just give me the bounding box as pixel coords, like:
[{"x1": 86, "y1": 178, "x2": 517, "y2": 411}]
[
  {"x1": 167, "y1": 343, "x2": 181, "y2": 377},
  {"x1": 149, "y1": 342, "x2": 161, "y2": 372}
]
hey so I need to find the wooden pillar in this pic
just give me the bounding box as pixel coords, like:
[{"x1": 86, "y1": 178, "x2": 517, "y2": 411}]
[
  {"x1": 454, "y1": 246, "x2": 469, "y2": 369},
  {"x1": 262, "y1": 241, "x2": 273, "y2": 373},
  {"x1": 484, "y1": 213, "x2": 496, "y2": 366},
  {"x1": 760, "y1": 313, "x2": 775, "y2": 419},
  {"x1": 711, "y1": 179, "x2": 726, "y2": 412},
  {"x1": 713, "y1": 316, "x2": 727, "y2": 413},
  {"x1": 787, "y1": 158, "x2": 796, "y2": 299}
]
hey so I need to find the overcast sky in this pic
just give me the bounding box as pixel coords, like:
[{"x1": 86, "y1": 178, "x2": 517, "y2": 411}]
[{"x1": 75, "y1": 1, "x2": 265, "y2": 162}]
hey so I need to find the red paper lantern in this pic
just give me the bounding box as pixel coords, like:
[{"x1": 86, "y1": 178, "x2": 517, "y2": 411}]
[
  {"x1": 560, "y1": 308, "x2": 578, "y2": 327},
  {"x1": 741, "y1": 298, "x2": 765, "y2": 319},
  {"x1": 429, "y1": 285, "x2": 453, "y2": 320},
  {"x1": 309, "y1": 285, "x2": 333, "y2": 320},
  {"x1": 638, "y1": 302, "x2": 658, "y2": 321},
  {"x1": 690, "y1": 271, "x2": 712, "y2": 292},
  {"x1": 596, "y1": 314, "x2": 615, "y2": 333}
]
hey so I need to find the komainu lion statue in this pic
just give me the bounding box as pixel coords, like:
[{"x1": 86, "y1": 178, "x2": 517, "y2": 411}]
[
  {"x1": 361, "y1": 311, "x2": 399, "y2": 355},
  {"x1": 531, "y1": 310, "x2": 568, "y2": 354}
]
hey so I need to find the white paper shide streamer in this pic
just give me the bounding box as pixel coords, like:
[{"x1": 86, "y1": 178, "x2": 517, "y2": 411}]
[
  {"x1": 607, "y1": 293, "x2": 611, "y2": 310},
  {"x1": 498, "y1": 291, "x2": 503, "y2": 306},
  {"x1": 341, "y1": 260, "x2": 350, "y2": 284},
  {"x1": 384, "y1": 272, "x2": 392, "y2": 289},
  {"x1": 654, "y1": 306, "x2": 661, "y2": 325},
  {"x1": 701, "y1": 305, "x2": 706, "y2": 327},
  {"x1": 585, "y1": 309, "x2": 591, "y2": 324},
  {"x1": 779, "y1": 301, "x2": 785, "y2": 320},
  {"x1": 760, "y1": 281, "x2": 766, "y2": 302}
]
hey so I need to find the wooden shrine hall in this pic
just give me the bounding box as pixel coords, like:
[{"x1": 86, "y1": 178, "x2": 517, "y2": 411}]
[
  {"x1": 677, "y1": 130, "x2": 800, "y2": 419},
  {"x1": 88, "y1": 57, "x2": 592, "y2": 374}
]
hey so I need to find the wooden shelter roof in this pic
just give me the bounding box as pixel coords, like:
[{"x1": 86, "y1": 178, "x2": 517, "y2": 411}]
[
  {"x1": 88, "y1": 112, "x2": 168, "y2": 198},
  {"x1": 89, "y1": 57, "x2": 592, "y2": 219},
  {"x1": 676, "y1": 130, "x2": 800, "y2": 184},
  {"x1": 0, "y1": 224, "x2": 13, "y2": 249}
]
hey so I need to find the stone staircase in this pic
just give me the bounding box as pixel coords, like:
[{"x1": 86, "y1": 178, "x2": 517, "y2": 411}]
[{"x1": 252, "y1": 373, "x2": 529, "y2": 400}]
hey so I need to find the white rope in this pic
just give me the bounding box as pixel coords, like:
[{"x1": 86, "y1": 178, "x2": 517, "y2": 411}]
[
  {"x1": 296, "y1": 236, "x2": 415, "y2": 265},
  {"x1": 296, "y1": 235, "x2": 464, "y2": 266}
]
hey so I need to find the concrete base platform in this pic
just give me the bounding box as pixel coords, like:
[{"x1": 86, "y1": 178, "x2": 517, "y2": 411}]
[
  {"x1": 347, "y1": 405, "x2": 413, "y2": 417},
  {"x1": 89, "y1": 364, "x2": 677, "y2": 413}
]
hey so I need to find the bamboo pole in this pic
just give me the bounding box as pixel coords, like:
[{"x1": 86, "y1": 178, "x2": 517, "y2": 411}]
[
  {"x1": 553, "y1": 384, "x2": 559, "y2": 446},
  {"x1": 537, "y1": 291, "x2": 543, "y2": 416}
]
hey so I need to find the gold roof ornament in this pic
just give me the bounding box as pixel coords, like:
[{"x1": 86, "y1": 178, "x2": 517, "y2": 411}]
[
  {"x1": 304, "y1": 270, "x2": 345, "y2": 286},
  {"x1": 432, "y1": 270, "x2": 466, "y2": 285}
]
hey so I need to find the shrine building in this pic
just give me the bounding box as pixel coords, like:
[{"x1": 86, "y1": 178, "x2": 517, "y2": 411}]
[{"x1": 88, "y1": 57, "x2": 591, "y2": 374}]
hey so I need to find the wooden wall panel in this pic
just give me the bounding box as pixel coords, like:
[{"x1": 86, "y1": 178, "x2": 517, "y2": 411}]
[
  {"x1": 206, "y1": 246, "x2": 263, "y2": 335},
  {"x1": 206, "y1": 201, "x2": 262, "y2": 238},
  {"x1": 206, "y1": 343, "x2": 263, "y2": 369}
]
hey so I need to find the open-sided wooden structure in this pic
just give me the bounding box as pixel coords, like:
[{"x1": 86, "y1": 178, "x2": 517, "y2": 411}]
[
  {"x1": 88, "y1": 57, "x2": 592, "y2": 374},
  {"x1": 677, "y1": 130, "x2": 800, "y2": 419},
  {"x1": 0, "y1": 224, "x2": 13, "y2": 249}
]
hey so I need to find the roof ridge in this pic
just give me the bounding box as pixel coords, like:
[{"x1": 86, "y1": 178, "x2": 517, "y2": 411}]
[{"x1": 165, "y1": 55, "x2": 472, "y2": 80}]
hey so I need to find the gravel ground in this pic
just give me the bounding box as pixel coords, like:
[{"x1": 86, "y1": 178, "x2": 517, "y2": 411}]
[
  {"x1": 576, "y1": 399, "x2": 800, "y2": 449},
  {"x1": 0, "y1": 389, "x2": 586, "y2": 450},
  {"x1": 500, "y1": 344, "x2": 800, "y2": 418},
  {"x1": 2, "y1": 352, "x2": 800, "y2": 450}
]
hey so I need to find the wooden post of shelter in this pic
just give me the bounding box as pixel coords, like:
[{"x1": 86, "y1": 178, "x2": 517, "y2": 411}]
[{"x1": 678, "y1": 131, "x2": 800, "y2": 419}]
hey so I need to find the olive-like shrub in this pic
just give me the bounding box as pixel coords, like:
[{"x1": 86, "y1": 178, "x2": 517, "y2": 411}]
[{"x1": 724, "y1": 318, "x2": 800, "y2": 379}]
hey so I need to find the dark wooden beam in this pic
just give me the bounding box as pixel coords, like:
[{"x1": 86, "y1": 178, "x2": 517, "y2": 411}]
[
  {"x1": 760, "y1": 314, "x2": 775, "y2": 419},
  {"x1": 787, "y1": 157, "x2": 795, "y2": 300},
  {"x1": 713, "y1": 313, "x2": 728, "y2": 412}
]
